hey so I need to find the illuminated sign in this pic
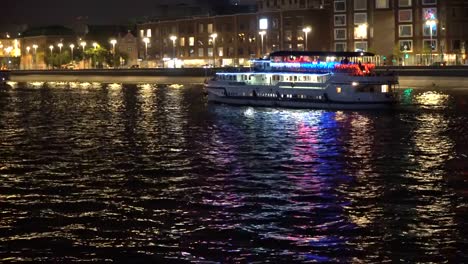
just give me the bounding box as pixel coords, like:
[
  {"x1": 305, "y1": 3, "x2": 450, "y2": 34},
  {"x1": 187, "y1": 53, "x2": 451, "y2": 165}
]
[{"x1": 259, "y1": 18, "x2": 268, "y2": 30}]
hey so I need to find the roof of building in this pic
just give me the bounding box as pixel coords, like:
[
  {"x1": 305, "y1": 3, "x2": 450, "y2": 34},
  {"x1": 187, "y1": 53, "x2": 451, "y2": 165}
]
[{"x1": 22, "y1": 25, "x2": 75, "y2": 37}]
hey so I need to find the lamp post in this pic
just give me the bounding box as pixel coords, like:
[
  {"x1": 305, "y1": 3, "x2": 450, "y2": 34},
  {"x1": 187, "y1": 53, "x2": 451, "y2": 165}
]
[
  {"x1": 80, "y1": 41, "x2": 86, "y2": 68},
  {"x1": 110, "y1": 39, "x2": 117, "y2": 68},
  {"x1": 302, "y1": 26, "x2": 311, "y2": 51},
  {"x1": 259, "y1": 30, "x2": 266, "y2": 56},
  {"x1": 49, "y1": 45, "x2": 54, "y2": 69},
  {"x1": 169, "y1": 35, "x2": 177, "y2": 68},
  {"x1": 426, "y1": 19, "x2": 437, "y2": 65},
  {"x1": 32, "y1": 44, "x2": 38, "y2": 69},
  {"x1": 58, "y1": 43, "x2": 63, "y2": 68},
  {"x1": 92, "y1": 42, "x2": 98, "y2": 68},
  {"x1": 210, "y1": 33, "x2": 217, "y2": 68},
  {"x1": 143, "y1": 37, "x2": 150, "y2": 60},
  {"x1": 69, "y1": 44, "x2": 75, "y2": 63},
  {"x1": 26, "y1": 46, "x2": 30, "y2": 69}
]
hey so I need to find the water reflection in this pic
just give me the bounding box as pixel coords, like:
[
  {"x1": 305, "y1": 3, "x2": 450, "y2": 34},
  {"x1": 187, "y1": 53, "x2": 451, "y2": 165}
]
[{"x1": 0, "y1": 84, "x2": 466, "y2": 262}]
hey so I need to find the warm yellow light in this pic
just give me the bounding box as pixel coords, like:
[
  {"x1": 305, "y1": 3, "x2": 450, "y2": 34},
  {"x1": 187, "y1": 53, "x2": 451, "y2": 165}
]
[
  {"x1": 143, "y1": 37, "x2": 150, "y2": 44},
  {"x1": 57, "y1": 43, "x2": 63, "y2": 48},
  {"x1": 110, "y1": 39, "x2": 117, "y2": 45},
  {"x1": 259, "y1": 30, "x2": 266, "y2": 36},
  {"x1": 302, "y1": 26, "x2": 311, "y2": 33},
  {"x1": 210, "y1": 33, "x2": 218, "y2": 39},
  {"x1": 70, "y1": 44, "x2": 75, "y2": 49},
  {"x1": 92, "y1": 42, "x2": 98, "y2": 48},
  {"x1": 352, "y1": 82, "x2": 359, "y2": 86},
  {"x1": 49, "y1": 45, "x2": 54, "y2": 51},
  {"x1": 425, "y1": 19, "x2": 437, "y2": 28},
  {"x1": 26, "y1": 46, "x2": 31, "y2": 52},
  {"x1": 356, "y1": 23, "x2": 368, "y2": 39},
  {"x1": 169, "y1": 35, "x2": 177, "y2": 42}
]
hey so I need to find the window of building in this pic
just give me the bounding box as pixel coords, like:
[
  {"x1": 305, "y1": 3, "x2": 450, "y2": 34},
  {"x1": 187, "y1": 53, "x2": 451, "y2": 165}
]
[
  {"x1": 355, "y1": 41, "x2": 368, "y2": 51},
  {"x1": 334, "y1": 0, "x2": 346, "y2": 12},
  {"x1": 399, "y1": 25, "x2": 413, "y2": 37},
  {"x1": 285, "y1": 30, "x2": 292, "y2": 41},
  {"x1": 354, "y1": 25, "x2": 368, "y2": 39},
  {"x1": 218, "y1": 47, "x2": 223, "y2": 57},
  {"x1": 334, "y1": 14, "x2": 346, "y2": 26},
  {"x1": 335, "y1": 42, "x2": 347, "y2": 51},
  {"x1": 423, "y1": 24, "x2": 437, "y2": 37},
  {"x1": 423, "y1": 39, "x2": 437, "y2": 51},
  {"x1": 399, "y1": 10, "x2": 413, "y2": 22},
  {"x1": 189, "y1": 37, "x2": 195, "y2": 46},
  {"x1": 375, "y1": 0, "x2": 389, "y2": 9},
  {"x1": 198, "y1": 24, "x2": 204, "y2": 33},
  {"x1": 207, "y1": 24, "x2": 213, "y2": 34},
  {"x1": 297, "y1": 43, "x2": 304, "y2": 50},
  {"x1": 399, "y1": 0, "x2": 411, "y2": 7},
  {"x1": 146, "y1": 29, "x2": 152, "y2": 37},
  {"x1": 399, "y1": 40, "x2": 413, "y2": 52},
  {"x1": 354, "y1": 13, "x2": 367, "y2": 25},
  {"x1": 208, "y1": 48, "x2": 213, "y2": 57},
  {"x1": 180, "y1": 37, "x2": 185, "y2": 47},
  {"x1": 334, "y1": 28, "x2": 347, "y2": 40},
  {"x1": 140, "y1": 30, "x2": 144, "y2": 38},
  {"x1": 297, "y1": 30, "x2": 304, "y2": 41},
  {"x1": 354, "y1": 0, "x2": 367, "y2": 10},
  {"x1": 422, "y1": 0, "x2": 436, "y2": 5},
  {"x1": 198, "y1": 48, "x2": 204, "y2": 57}
]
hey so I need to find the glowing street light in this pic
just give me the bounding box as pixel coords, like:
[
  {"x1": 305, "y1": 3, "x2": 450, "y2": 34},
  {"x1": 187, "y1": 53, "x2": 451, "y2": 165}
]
[
  {"x1": 69, "y1": 44, "x2": 75, "y2": 62},
  {"x1": 110, "y1": 39, "x2": 117, "y2": 54},
  {"x1": 143, "y1": 37, "x2": 150, "y2": 59},
  {"x1": 302, "y1": 26, "x2": 311, "y2": 51},
  {"x1": 210, "y1": 33, "x2": 218, "y2": 67},
  {"x1": 80, "y1": 41, "x2": 87, "y2": 69},
  {"x1": 26, "y1": 46, "x2": 31, "y2": 54},
  {"x1": 58, "y1": 43, "x2": 63, "y2": 67},
  {"x1": 259, "y1": 30, "x2": 266, "y2": 55},
  {"x1": 426, "y1": 19, "x2": 437, "y2": 65},
  {"x1": 169, "y1": 35, "x2": 177, "y2": 67}
]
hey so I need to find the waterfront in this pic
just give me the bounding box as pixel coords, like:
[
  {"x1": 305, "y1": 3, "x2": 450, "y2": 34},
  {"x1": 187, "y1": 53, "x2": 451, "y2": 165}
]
[{"x1": 0, "y1": 82, "x2": 467, "y2": 262}]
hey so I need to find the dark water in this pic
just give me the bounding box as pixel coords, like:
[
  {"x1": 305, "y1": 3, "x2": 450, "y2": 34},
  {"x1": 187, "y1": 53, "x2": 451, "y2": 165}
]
[{"x1": 0, "y1": 81, "x2": 467, "y2": 263}]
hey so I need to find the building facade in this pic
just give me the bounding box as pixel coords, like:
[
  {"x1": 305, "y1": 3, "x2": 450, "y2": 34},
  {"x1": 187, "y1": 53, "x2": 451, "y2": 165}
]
[
  {"x1": 137, "y1": 1, "x2": 332, "y2": 67},
  {"x1": 332, "y1": 0, "x2": 468, "y2": 65}
]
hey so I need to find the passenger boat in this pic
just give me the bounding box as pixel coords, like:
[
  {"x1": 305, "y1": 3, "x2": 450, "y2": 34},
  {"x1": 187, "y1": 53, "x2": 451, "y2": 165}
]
[{"x1": 204, "y1": 51, "x2": 399, "y2": 110}]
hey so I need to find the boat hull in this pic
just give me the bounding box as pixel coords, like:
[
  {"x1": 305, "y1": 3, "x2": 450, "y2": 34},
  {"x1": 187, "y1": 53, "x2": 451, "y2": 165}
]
[{"x1": 207, "y1": 93, "x2": 395, "y2": 110}]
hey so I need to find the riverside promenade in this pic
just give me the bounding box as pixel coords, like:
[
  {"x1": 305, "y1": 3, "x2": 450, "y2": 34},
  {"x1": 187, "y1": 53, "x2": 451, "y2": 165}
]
[{"x1": 7, "y1": 66, "x2": 468, "y2": 87}]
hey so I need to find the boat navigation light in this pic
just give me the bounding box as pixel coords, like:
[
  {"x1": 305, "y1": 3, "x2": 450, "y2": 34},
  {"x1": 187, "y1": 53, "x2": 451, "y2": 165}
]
[{"x1": 352, "y1": 82, "x2": 359, "y2": 86}]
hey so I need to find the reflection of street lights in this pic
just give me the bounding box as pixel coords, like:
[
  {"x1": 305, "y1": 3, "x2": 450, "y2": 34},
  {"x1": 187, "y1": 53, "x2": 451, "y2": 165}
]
[
  {"x1": 143, "y1": 37, "x2": 150, "y2": 60},
  {"x1": 426, "y1": 19, "x2": 437, "y2": 65},
  {"x1": 302, "y1": 26, "x2": 311, "y2": 51},
  {"x1": 169, "y1": 35, "x2": 177, "y2": 67},
  {"x1": 70, "y1": 44, "x2": 75, "y2": 63},
  {"x1": 259, "y1": 30, "x2": 266, "y2": 55},
  {"x1": 210, "y1": 33, "x2": 217, "y2": 67}
]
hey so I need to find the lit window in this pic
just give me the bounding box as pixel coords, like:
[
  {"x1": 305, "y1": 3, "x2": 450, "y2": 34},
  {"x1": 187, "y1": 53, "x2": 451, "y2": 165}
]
[
  {"x1": 259, "y1": 18, "x2": 269, "y2": 30},
  {"x1": 140, "y1": 30, "x2": 144, "y2": 38},
  {"x1": 207, "y1": 24, "x2": 213, "y2": 34},
  {"x1": 146, "y1": 29, "x2": 152, "y2": 38},
  {"x1": 189, "y1": 37, "x2": 195, "y2": 46},
  {"x1": 381, "y1": 85, "x2": 389, "y2": 93},
  {"x1": 336, "y1": 87, "x2": 342, "y2": 93},
  {"x1": 180, "y1": 37, "x2": 185, "y2": 47},
  {"x1": 398, "y1": 0, "x2": 411, "y2": 7},
  {"x1": 375, "y1": 0, "x2": 389, "y2": 9}
]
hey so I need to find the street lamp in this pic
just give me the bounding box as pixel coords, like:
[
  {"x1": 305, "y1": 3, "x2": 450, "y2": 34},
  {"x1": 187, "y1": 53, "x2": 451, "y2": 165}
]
[
  {"x1": 426, "y1": 19, "x2": 437, "y2": 65},
  {"x1": 169, "y1": 35, "x2": 177, "y2": 68},
  {"x1": 80, "y1": 41, "x2": 86, "y2": 69},
  {"x1": 302, "y1": 26, "x2": 311, "y2": 51},
  {"x1": 58, "y1": 43, "x2": 63, "y2": 68},
  {"x1": 210, "y1": 33, "x2": 218, "y2": 67},
  {"x1": 26, "y1": 46, "x2": 31, "y2": 69},
  {"x1": 69, "y1": 44, "x2": 75, "y2": 63},
  {"x1": 110, "y1": 39, "x2": 117, "y2": 54},
  {"x1": 143, "y1": 37, "x2": 150, "y2": 60},
  {"x1": 92, "y1": 42, "x2": 98, "y2": 68},
  {"x1": 259, "y1": 30, "x2": 266, "y2": 56},
  {"x1": 32, "y1": 44, "x2": 38, "y2": 69},
  {"x1": 49, "y1": 45, "x2": 54, "y2": 69}
]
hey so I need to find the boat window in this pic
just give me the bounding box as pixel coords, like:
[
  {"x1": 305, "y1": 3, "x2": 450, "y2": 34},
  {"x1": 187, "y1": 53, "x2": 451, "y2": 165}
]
[
  {"x1": 381, "y1": 85, "x2": 389, "y2": 93},
  {"x1": 336, "y1": 87, "x2": 342, "y2": 93}
]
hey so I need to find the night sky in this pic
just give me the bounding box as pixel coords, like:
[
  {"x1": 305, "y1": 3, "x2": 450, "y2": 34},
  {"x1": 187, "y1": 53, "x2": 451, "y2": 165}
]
[{"x1": 0, "y1": 0, "x2": 256, "y2": 31}]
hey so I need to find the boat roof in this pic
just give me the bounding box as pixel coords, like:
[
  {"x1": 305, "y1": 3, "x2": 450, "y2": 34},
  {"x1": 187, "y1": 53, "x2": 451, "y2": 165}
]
[{"x1": 269, "y1": 51, "x2": 375, "y2": 57}]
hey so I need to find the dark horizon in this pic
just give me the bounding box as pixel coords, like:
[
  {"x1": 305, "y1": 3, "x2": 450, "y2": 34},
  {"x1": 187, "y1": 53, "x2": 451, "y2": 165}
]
[{"x1": 0, "y1": 0, "x2": 256, "y2": 32}]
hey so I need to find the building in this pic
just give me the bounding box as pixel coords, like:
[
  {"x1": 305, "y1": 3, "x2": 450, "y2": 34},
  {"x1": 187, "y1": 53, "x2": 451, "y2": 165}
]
[
  {"x1": 117, "y1": 31, "x2": 139, "y2": 66},
  {"x1": 332, "y1": 0, "x2": 468, "y2": 65},
  {"x1": 136, "y1": 0, "x2": 332, "y2": 67},
  {"x1": 0, "y1": 35, "x2": 21, "y2": 69}
]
